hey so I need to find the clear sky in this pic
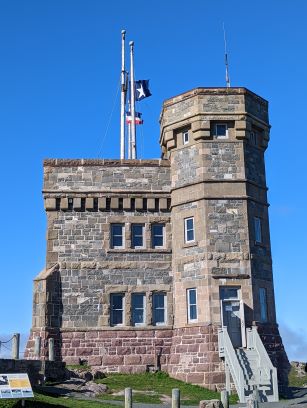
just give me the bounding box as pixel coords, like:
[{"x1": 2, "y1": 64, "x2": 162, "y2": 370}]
[{"x1": 0, "y1": 0, "x2": 306, "y2": 361}]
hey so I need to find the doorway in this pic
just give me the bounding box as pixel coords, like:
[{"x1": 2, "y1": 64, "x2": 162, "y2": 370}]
[{"x1": 220, "y1": 287, "x2": 246, "y2": 348}]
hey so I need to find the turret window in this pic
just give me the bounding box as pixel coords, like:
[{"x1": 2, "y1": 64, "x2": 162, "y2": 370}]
[
  {"x1": 254, "y1": 217, "x2": 262, "y2": 243},
  {"x1": 187, "y1": 288, "x2": 198, "y2": 322},
  {"x1": 215, "y1": 123, "x2": 228, "y2": 139},
  {"x1": 182, "y1": 130, "x2": 189, "y2": 145},
  {"x1": 184, "y1": 217, "x2": 195, "y2": 243},
  {"x1": 259, "y1": 288, "x2": 268, "y2": 322}
]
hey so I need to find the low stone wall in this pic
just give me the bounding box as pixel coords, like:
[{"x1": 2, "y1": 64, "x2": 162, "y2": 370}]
[{"x1": 0, "y1": 359, "x2": 66, "y2": 385}]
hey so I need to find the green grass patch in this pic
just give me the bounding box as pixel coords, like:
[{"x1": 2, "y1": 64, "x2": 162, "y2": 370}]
[
  {"x1": 66, "y1": 364, "x2": 91, "y2": 372},
  {"x1": 0, "y1": 392, "x2": 115, "y2": 408},
  {"x1": 288, "y1": 367, "x2": 307, "y2": 388},
  {"x1": 97, "y1": 371, "x2": 238, "y2": 405}
]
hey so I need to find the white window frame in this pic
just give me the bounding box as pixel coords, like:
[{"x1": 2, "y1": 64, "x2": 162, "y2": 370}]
[
  {"x1": 184, "y1": 217, "x2": 195, "y2": 243},
  {"x1": 187, "y1": 288, "x2": 198, "y2": 323},
  {"x1": 151, "y1": 223, "x2": 165, "y2": 249},
  {"x1": 111, "y1": 223, "x2": 125, "y2": 249},
  {"x1": 131, "y1": 293, "x2": 146, "y2": 326},
  {"x1": 254, "y1": 217, "x2": 262, "y2": 243},
  {"x1": 182, "y1": 130, "x2": 189, "y2": 145},
  {"x1": 152, "y1": 292, "x2": 167, "y2": 326},
  {"x1": 215, "y1": 123, "x2": 228, "y2": 139},
  {"x1": 110, "y1": 293, "x2": 125, "y2": 326},
  {"x1": 259, "y1": 287, "x2": 268, "y2": 323},
  {"x1": 131, "y1": 223, "x2": 145, "y2": 249}
]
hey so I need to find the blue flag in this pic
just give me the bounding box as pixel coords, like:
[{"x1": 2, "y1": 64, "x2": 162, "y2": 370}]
[{"x1": 135, "y1": 80, "x2": 152, "y2": 101}]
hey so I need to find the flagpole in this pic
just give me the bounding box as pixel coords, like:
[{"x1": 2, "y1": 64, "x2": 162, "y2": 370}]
[
  {"x1": 129, "y1": 41, "x2": 137, "y2": 159},
  {"x1": 223, "y1": 22, "x2": 231, "y2": 87},
  {"x1": 120, "y1": 30, "x2": 126, "y2": 159}
]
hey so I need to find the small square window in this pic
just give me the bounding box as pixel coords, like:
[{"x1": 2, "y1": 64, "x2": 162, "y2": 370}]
[
  {"x1": 215, "y1": 123, "x2": 228, "y2": 139},
  {"x1": 131, "y1": 224, "x2": 145, "y2": 248},
  {"x1": 184, "y1": 217, "x2": 195, "y2": 243},
  {"x1": 259, "y1": 287, "x2": 268, "y2": 323},
  {"x1": 182, "y1": 130, "x2": 189, "y2": 145},
  {"x1": 111, "y1": 224, "x2": 125, "y2": 248},
  {"x1": 254, "y1": 217, "x2": 262, "y2": 243},
  {"x1": 153, "y1": 292, "x2": 167, "y2": 325},
  {"x1": 132, "y1": 293, "x2": 146, "y2": 326},
  {"x1": 151, "y1": 224, "x2": 165, "y2": 248},
  {"x1": 110, "y1": 293, "x2": 124, "y2": 326},
  {"x1": 187, "y1": 288, "x2": 198, "y2": 322}
]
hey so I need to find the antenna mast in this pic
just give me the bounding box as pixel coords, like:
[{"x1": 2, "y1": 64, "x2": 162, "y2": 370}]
[
  {"x1": 223, "y1": 23, "x2": 231, "y2": 88},
  {"x1": 120, "y1": 30, "x2": 126, "y2": 159}
]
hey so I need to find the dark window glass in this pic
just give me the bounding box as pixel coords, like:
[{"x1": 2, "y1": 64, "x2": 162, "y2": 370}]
[
  {"x1": 110, "y1": 293, "x2": 124, "y2": 325},
  {"x1": 185, "y1": 217, "x2": 195, "y2": 242},
  {"x1": 152, "y1": 224, "x2": 164, "y2": 248},
  {"x1": 187, "y1": 288, "x2": 197, "y2": 321},
  {"x1": 132, "y1": 224, "x2": 144, "y2": 248},
  {"x1": 132, "y1": 293, "x2": 145, "y2": 325},
  {"x1": 111, "y1": 224, "x2": 124, "y2": 248},
  {"x1": 153, "y1": 293, "x2": 166, "y2": 325},
  {"x1": 215, "y1": 123, "x2": 227, "y2": 137}
]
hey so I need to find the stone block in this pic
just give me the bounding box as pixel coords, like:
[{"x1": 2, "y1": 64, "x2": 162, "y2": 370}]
[
  {"x1": 159, "y1": 198, "x2": 168, "y2": 211},
  {"x1": 123, "y1": 198, "x2": 131, "y2": 210},
  {"x1": 98, "y1": 197, "x2": 107, "y2": 210},
  {"x1": 124, "y1": 355, "x2": 142, "y2": 365},
  {"x1": 199, "y1": 400, "x2": 222, "y2": 408},
  {"x1": 135, "y1": 198, "x2": 143, "y2": 210},
  {"x1": 86, "y1": 197, "x2": 94, "y2": 210},
  {"x1": 45, "y1": 198, "x2": 56, "y2": 210},
  {"x1": 60, "y1": 198, "x2": 69, "y2": 210},
  {"x1": 73, "y1": 197, "x2": 82, "y2": 210},
  {"x1": 147, "y1": 198, "x2": 156, "y2": 211},
  {"x1": 88, "y1": 356, "x2": 102, "y2": 366},
  {"x1": 110, "y1": 197, "x2": 119, "y2": 209},
  {"x1": 102, "y1": 355, "x2": 124, "y2": 365}
]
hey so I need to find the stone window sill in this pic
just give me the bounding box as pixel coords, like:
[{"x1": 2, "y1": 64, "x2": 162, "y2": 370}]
[
  {"x1": 107, "y1": 248, "x2": 172, "y2": 254},
  {"x1": 100, "y1": 325, "x2": 173, "y2": 331},
  {"x1": 182, "y1": 241, "x2": 198, "y2": 249}
]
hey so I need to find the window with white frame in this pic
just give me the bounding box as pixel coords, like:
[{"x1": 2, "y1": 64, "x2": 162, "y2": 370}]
[
  {"x1": 110, "y1": 293, "x2": 124, "y2": 326},
  {"x1": 132, "y1": 293, "x2": 146, "y2": 326},
  {"x1": 182, "y1": 130, "x2": 189, "y2": 145},
  {"x1": 111, "y1": 223, "x2": 125, "y2": 248},
  {"x1": 151, "y1": 223, "x2": 165, "y2": 248},
  {"x1": 259, "y1": 287, "x2": 268, "y2": 322},
  {"x1": 184, "y1": 217, "x2": 195, "y2": 243},
  {"x1": 214, "y1": 123, "x2": 228, "y2": 139},
  {"x1": 131, "y1": 224, "x2": 145, "y2": 248},
  {"x1": 187, "y1": 288, "x2": 198, "y2": 322},
  {"x1": 153, "y1": 292, "x2": 167, "y2": 325},
  {"x1": 254, "y1": 217, "x2": 262, "y2": 243}
]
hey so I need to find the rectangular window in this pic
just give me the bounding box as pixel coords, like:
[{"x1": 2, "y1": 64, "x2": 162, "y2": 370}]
[
  {"x1": 131, "y1": 224, "x2": 145, "y2": 248},
  {"x1": 187, "y1": 288, "x2": 198, "y2": 322},
  {"x1": 215, "y1": 123, "x2": 228, "y2": 139},
  {"x1": 111, "y1": 224, "x2": 124, "y2": 248},
  {"x1": 220, "y1": 286, "x2": 239, "y2": 300},
  {"x1": 250, "y1": 131, "x2": 256, "y2": 145},
  {"x1": 182, "y1": 130, "x2": 189, "y2": 145},
  {"x1": 259, "y1": 288, "x2": 268, "y2": 322},
  {"x1": 132, "y1": 293, "x2": 145, "y2": 326},
  {"x1": 153, "y1": 292, "x2": 167, "y2": 325},
  {"x1": 151, "y1": 224, "x2": 165, "y2": 248},
  {"x1": 254, "y1": 217, "x2": 262, "y2": 243},
  {"x1": 110, "y1": 293, "x2": 124, "y2": 326},
  {"x1": 184, "y1": 217, "x2": 195, "y2": 243}
]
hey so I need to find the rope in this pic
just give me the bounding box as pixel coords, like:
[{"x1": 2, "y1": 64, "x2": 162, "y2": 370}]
[
  {"x1": 97, "y1": 76, "x2": 121, "y2": 158},
  {"x1": 0, "y1": 336, "x2": 14, "y2": 344}
]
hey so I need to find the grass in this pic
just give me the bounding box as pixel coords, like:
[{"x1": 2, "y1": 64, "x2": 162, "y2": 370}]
[
  {"x1": 66, "y1": 364, "x2": 91, "y2": 372},
  {"x1": 96, "y1": 371, "x2": 238, "y2": 405},
  {"x1": 288, "y1": 366, "x2": 307, "y2": 388},
  {"x1": 0, "y1": 392, "x2": 115, "y2": 408}
]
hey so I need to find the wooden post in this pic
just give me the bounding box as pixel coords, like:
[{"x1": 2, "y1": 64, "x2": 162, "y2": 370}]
[
  {"x1": 34, "y1": 336, "x2": 41, "y2": 359},
  {"x1": 125, "y1": 387, "x2": 132, "y2": 408},
  {"x1": 48, "y1": 338, "x2": 54, "y2": 361},
  {"x1": 12, "y1": 333, "x2": 20, "y2": 360},
  {"x1": 172, "y1": 388, "x2": 180, "y2": 408},
  {"x1": 221, "y1": 390, "x2": 229, "y2": 408}
]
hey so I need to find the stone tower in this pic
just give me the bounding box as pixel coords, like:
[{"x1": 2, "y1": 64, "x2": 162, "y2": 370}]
[
  {"x1": 160, "y1": 88, "x2": 289, "y2": 389},
  {"x1": 25, "y1": 87, "x2": 289, "y2": 396}
]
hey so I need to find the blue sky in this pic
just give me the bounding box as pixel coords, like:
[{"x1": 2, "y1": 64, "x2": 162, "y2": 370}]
[{"x1": 0, "y1": 0, "x2": 306, "y2": 361}]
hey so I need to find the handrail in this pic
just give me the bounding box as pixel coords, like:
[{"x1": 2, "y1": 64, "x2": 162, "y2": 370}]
[{"x1": 218, "y1": 327, "x2": 245, "y2": 402}]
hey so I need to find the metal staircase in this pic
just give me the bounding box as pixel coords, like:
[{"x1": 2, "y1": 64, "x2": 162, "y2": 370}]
[{"x1": 218, "y1": 326, "x2": 279, "y2": 403}]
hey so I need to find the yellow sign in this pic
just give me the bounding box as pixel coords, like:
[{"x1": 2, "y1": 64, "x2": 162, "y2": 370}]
[{"x1": 0, "y1": 373, "x2": 33, "y2": 399}]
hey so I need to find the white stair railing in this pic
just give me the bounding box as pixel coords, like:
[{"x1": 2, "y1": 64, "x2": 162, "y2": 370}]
[
  {"x1": 246, "y1": 327, "x2": 279, "y2": 402},
  {"x1": 218, "y1": 327, "x2": 246, "y2": 402}
]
